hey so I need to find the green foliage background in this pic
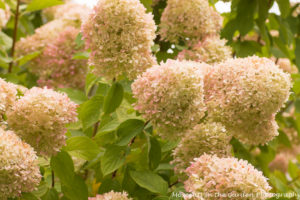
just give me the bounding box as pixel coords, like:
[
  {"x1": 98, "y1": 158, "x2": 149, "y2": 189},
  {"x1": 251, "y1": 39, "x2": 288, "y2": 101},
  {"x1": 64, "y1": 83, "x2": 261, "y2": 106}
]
[{"x1": 0, "y1": 0, "x2": 300, "y2": 199}]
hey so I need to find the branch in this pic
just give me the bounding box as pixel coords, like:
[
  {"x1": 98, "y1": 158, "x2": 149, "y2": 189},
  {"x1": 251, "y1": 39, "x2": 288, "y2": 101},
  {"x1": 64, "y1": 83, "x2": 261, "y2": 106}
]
[
  {"x1": 8, "y1": 0, "x2": 21, "y2": 73},
  {"x1": 51, "y1": 170, "x2": 55, "y2": 188}
]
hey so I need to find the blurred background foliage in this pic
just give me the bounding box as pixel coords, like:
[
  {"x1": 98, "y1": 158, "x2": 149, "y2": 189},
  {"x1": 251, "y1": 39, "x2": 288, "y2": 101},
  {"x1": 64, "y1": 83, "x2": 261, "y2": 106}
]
[{"x1": 1, "y1": 0, "x2": 300, "y2": 199}]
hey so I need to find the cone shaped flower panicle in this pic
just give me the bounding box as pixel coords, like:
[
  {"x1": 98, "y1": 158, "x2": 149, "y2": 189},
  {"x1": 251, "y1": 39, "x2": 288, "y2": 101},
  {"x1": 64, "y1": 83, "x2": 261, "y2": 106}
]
[
  {"x1": 172, "y1": 121, "x2": 232, "y2": 180},
  {"x1": 81, "y1": 0, "x2": 157, "y2": 80},
  {"x1": 177, "y1": 35, "x2": 232, "y2": 64},
  {"x1": 159, "y1": 0, "x2": 223, "y2": 44},
  {"x1": 88, "y1": 191, "x2": 132, "y2": 200},
  {"x1": 205, "y1": 56, "x2": 291, "y2": 145},
  {"x1": 35, "y1": 26, "x2": 87, "y2": 89},
  {"x1": 43, "y1": 2, "x2": 91, "y2": 22},
  {"x1": 7, "y1": 87, "x2": 78, "y2": 157},
  {"x1": 0, "y1": 128, "x2": 41, "y2": 199},
  {"x1": 132, "y1": 59, "x2": 209, "y2": 139},
  {"x1": 0, "y1": 78, "x2": 27, "y2": 121},
  {"x1": 0, "y1": 4, "x2": 10, "y2": 30},
  {"x1": 184, "y1": 154, "x2": 271, "y2": 200}
]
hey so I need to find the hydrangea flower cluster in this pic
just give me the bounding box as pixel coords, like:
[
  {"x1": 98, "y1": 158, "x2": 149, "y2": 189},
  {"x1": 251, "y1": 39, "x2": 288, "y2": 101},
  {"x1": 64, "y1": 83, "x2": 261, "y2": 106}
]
[
  {"x1": 35, "y1": 26, "x2": 87, "y2": 89},
  {"x1": 277, "y1": 58, "x2": 298, "y2": 74},
  {"x1": 7, "y1": 87, "x2": 78, "y2": 157},
  {"x1": 159, "y1": 0, "x2": 222, "y2": 44},
  {"x1": 81, "y1": 0, "x2": 157, "y2": 80},
  {"x1": 172, "y1": 122, "x2": 231, "y2": 179},
  {"x1": 132, "y1": 60, "x2": 208, "y2": 139},
  {"x1": 43, "y1": 2, "x2": 90, "y2": 22},
  {"x1": 0, "y1": 128, "x2": 41, "y2": 199},
  {"x1": 177, "y1": 36, "x2": 232, "y2": 64},
  {"x1": 0, "y1": 4, "x2": 10, "y2": 30},
  {"x1": 184, "y1": 154, "x2": 271, "y2": 200},
  {"x1": 0, "y1": 78, "x2": 26, "y2": 121},
  {"x1": 16, "y1": 19, "x2": 75, "y2": 60},
  {"x1": 269, "y1": 145, "x2": 300, "y2": 172},
  {"x1": 205, "y1": 56, "x2": 291, "y2": 145},
  {"x1": 89, "y1": 191, "x2": 132, "y2": 200}
]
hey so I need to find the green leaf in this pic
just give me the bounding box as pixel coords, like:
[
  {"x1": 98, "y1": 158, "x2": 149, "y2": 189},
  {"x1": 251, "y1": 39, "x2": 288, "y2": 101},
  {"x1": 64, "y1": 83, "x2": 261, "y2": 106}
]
[
  {"x1": 98, "y1": 179, "x2": 122, "y2": 194},
  {"x1": 116, "y1": 119, "x2": 144, "y2": 146},
  {"x1": 16, "y1": 51, "x2": 40, "y2": 66},
  {"x1": 288, "y1": 161, "x2": 299, "y2": 179},
  {"x1": 101, "y1": 145, "x2": 126, "y2": 176},
  {"x1": 0, "y1": 31, "x2": 12, "y2": 50},
  {"x1": 276, "y1": 0, "x2": 290, "y2": 18},
  {"x1": 51, "y1": 152, "x2": 88, "y2": 200},
  {"x1": 153, "y1": 197, "x2": 169, "y2": 200},
  {"x1": 296, "y1": 39, "x2": 300, "y2": 71},
  {"x1": 98, "y1": 119, "x2": 120, "y2": 134},
  {"x1": 58, "y1": 88, "x2": 88, "y2": 104},
  {"x1": 41, "y1": 189, "x2": 59, "y2": 200},
  {"x1": 258, "y1": 0, "x2": 269, "y2": 24},
  {"x1": 236, "y1": 0, "x2": 257, "y2": 36},
  {"x1": 233, "y1": 41, "x2": 261, "y2": 57},
  {"x1": 26, "y1": 0, "x2": 64, "y2": 12},
  {"x1": 103, "y1": 82, "x2": 124, "y2": 114},
  {"x1": 295, "y1": 99, "x2": 300, "y2": 114},
  {"x1": 50, "y1": 151, "x2": 74, "y2": 183},
  {"x1": 61, "y1": 175, "x2": 88, "y2": 200},
  {"x1": 78, "y1": 95, "x2": 104, "y2": 130},
  {"x1": 64, "y1": 136, "x2": 100, "y2": 161},
  {"x1": 20, "y1": 193, "x2": 39, "y2": 200},
  {"x1": 130, "y1": 170, "x2": 168, "y2": 194},
  {"x1": 148, "y1": 137, "x2": 161, "y2": 170},
  {"x1": 278, "y1": 130, "x2": 291, "y2": 147},
  {"x1": 72, "y1": 51, "x2": 90, "y2": 60},
  {"x1": 85, "y1": 73, "x2": 100, "y2": 96},
  {"x1": 140, "y1": 0, "x2": 152, "y2": 12}
]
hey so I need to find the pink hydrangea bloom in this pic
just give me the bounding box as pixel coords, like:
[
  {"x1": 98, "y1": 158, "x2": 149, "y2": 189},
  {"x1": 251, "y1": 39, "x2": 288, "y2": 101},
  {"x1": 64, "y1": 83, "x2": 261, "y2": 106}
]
[
  {"x1": 132, "y1": 59, "x2": 208, "y2": 139},
  {"x1": 184, "y1": 154, "x2": 271, "y2": 200},
  {"x1": 172, "y1": 122, "x2": 231, "y2": 180},
  {"x1": 35, "y1": 26, "x2": 87, "y2": 89},
  {"x1": 0, "y1": 4, "x2": 10, "y2": 30},
  {"x1": 7, "y1": 87, "x2": 78, "y2": 157},
  {"x1": 81, "y1": 0, "x2": 157, "y2": 80},
  {"x1": 177, "y1": 36, "x2": 232, "y2": 64},
  {"x1": 205, "y1": 56, "x2": 291, "y2": 145},
  {"x1": 43, "y1": 2, "x2": 91, "y2": 22},
  {"x1": 0, "y1": 128, "x2": 41, "y2": 199},
  {"x1": 89, "y1": 191, "x2": 132, "y2": 200},
  {"x1": 0, "y1": 78, "x2": 27, "y2": 121},
  {"x1": 159, "y1": 0, "x2": 222, "y2": 44},
  {"x1": 16, "y1": 19, "x2": 78, "y2": 59}
]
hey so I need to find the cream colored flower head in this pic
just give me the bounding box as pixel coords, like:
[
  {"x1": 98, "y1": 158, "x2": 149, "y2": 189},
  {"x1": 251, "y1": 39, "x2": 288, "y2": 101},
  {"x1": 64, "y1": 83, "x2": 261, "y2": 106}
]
[
  {"x1": 184, "y1": 154, "x2": 271, "y2": 200},
  {"x1": 177, "y1": 36, "x2": 232, "y2": 64},
  {"x1": 0, "y1": 128, "x2": 41, "y2": 199},
  {"x1": 159, "y1": 0, "x2": 222, "y2": 44},
  {"x1": 172, "y1": 121, "x2": 232, "y2": 180},
  {"x1": 81, "y1": 0, "x2": 157, "y2": 80},
  {"x1": 7, "y1": 87, "x2": 78, "y2": 157},
  {"x1": 132, "y1": 59, "x2": 208, "y2": 139},
  {"x1": 205, "y1": 56, "x2": 292, "y2": 145},
  {"x1": 89, "y1": 191, "x2": 132, "y2": 200}
]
